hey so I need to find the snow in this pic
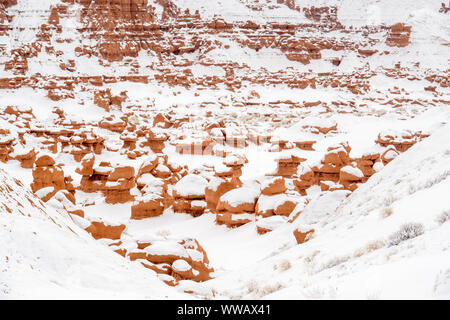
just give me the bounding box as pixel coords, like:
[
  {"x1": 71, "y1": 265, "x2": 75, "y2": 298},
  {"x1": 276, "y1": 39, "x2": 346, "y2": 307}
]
[
  {"x1": 220, "y1": 187, "x2": 260, "y2": 207},
  {"x1": 144, "y1": 241, "x2": 189, "y2": 258},
  {"x1": 172, "y1": 259, "x2": 192, "y2": 272},
  {"x1": 34, "y1": 186, "x2": 55, "y2": 199},
  {"x1": 187, "y1": 249, "x2": 204, "y2": 262},
  {"x1": 203, "y1": 124, "x2": 450, "y2": 299},
  {"x1": 173, "y1": 174, "x2": 208, "y2": 197},
  {"x1": 256, "y1": 216, "x2": 287, "y2": 231},
  {"x1": 191, "y1": 200, "x2": 207, "y2": 208},
  {"x1": 0, "y1": 0, "x2": 448, "y2": 300},
  {"x1": 341, "y1": 165, "x2": 364, "y2": 178}
]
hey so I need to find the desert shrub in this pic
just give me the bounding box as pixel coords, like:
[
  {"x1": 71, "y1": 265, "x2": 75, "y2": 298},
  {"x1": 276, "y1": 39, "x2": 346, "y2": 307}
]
[
  {"x1": 354, "y1": 239, "x2": 386, "y2": 258},
  {"x1": 388, "y1": 222, "x2": 424, "y2": 247},
  {"x1": 257, "y1": 283, "x2": 283, "y2": 298},
  {"x1": 246, "y1": 279, "x2": 283, "y2": 298},
  {"x1": 278, "y1": 259, "x2": 292, "y2": 271}
]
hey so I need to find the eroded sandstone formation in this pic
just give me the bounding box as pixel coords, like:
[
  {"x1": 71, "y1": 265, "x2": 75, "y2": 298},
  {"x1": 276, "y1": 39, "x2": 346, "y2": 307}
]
[
  {"x1": 78, "y1": 156, "x2": 136, "y2": 204},
  {"x1": 117, "y1": 237, "x2": 214, "y2": 285},
  {"x1": 386, "y1": 23, "x2": 411, "y2": 47}
]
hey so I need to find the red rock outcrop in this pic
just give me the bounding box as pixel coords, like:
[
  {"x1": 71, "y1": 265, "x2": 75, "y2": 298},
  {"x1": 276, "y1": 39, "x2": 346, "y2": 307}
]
[
  {"x1": 293, "y1": 226, "x2": 315, "y2": 244},
  {"x1": 132, "y1": 155, "x2": 186, "y2": 218},
  {"x1": 78, "y1": 157, "x2": 135, "y2": 204},
  {"x1": 354, "y1": 153, "x2": 380, "y2": 179},
  {"x1": 70, "y1": 0, "x2": 158, "y2": 61},
  {"x1": 272, "y1": 153, "x2": 307, "y2": 177},
  {"x1": 124, "y1": 237, "x2": 214, "y2": 285},
  {"x1": 294, "y1": 165, "x2": 315, "y2": 196},
  {"x1": 339, "y1": 165, "x2": 364, "y2": 191},
  {"x1": 381, "y1": 147, "x2": 400, "y2": 165},
  {"x1": 312, "y1": 142, "x2": 351, "y2": 184},
  {"x1": 386, "y1": 23, "x2": 411, "y2": 47},
  {"x1": 37, "y1": 188, "x2": 85, "y2": 218},
  {"x1": 144, "y1": 130, "x2": 168, "y2": 154},
  {"x1": 131, "y1": 194, "x2": 165, "y2": 219},
  {"x1": 376, "y1": 130, "x2": 429, "y2": 152},
  {"x1": 85, "y1": 220, "x2": 126, "y2": 240},
  {"x1": 94, "y1": 89, "x2": 127, "y2": 112},
  {"x1": 13, "y1": 147, "x2": 36, "y2": 169},
  {"x1": 216, "y1": 186, "x2": 260, "y2": 227},
  {"x1": 0, "y1": 131, "x2": 14, "y2": 163}
]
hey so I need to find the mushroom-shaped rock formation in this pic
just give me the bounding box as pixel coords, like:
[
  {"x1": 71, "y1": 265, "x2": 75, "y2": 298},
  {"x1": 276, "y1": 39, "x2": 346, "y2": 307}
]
[
  {"x1": 205, "y1": 176, "x2": 238, "y2": 211},
  {"x1": 293, "y1": 225, "x2": 315, "y2": 244},
  {"x1": 85, "y1": 220, "x2": 126, "y2": 240},
  {"x1": 30, "y1": 154, "x2": 66, "y2": 193},
  {"x1": 128, "y1": 237, "x2": 214, "y2": 285},
  {"x1": 131, "y1": 193, "x2": 165, "y2": 220},
  {"x1": 256, "y1": 215, "x2": 288, "y2": 235},
  {"x1": 339, "y1": 165, "x2": 364, "y2": 191},
  {"x1": 173, "y1": 174, "x2": 209, "y2": 216}
]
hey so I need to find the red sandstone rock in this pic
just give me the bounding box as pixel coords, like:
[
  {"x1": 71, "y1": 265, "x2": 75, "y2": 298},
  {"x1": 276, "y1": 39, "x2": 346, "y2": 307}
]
[
  {"x1": 75, "y1": 153, "x2": 95, "y2": 175},
  {"x1": 131, "y1": 194, "x2": 165, "y2": 219},
  {"x1": 79, "y1": 161, "x2": 135, "y2": 204},
  {"x1": 138, "y1": 237, "x2": 214, "y2": 283},
  {"x1": 261, "y1": 177, "x2": 286, "y2": 196},
  {"x1": 145, "y1": 130, "x2": 168, "y2": 154},
  {"x1": 339, "y1": 165, "x2": 364, "y2": 191},
  {"x1": 293, "y1": 226, "x2": 315, "y2": 244},
  {"x1": 386, "y1": 23, "x2": 411, "y2": 48},
  {"x1": 381, "y1": 147, "x2": 400, "y2": 165},
  {"x1": 311, "y1": 142, "x2": 351, "y2": 184},
  {"x1": 0, "y1": 132, "x2": 14, "y2": 163},
  {"x1": 354, "y1": 153, "x2": 380, "y2": 178},
  {"x1": 173, "y1": 174, "x2": 208, "y2": 216},
  {"x1": 13, "y1": 148, "x2": 36, "y2": 168},
  {"x1": 205, "y1": 177, "x2": 237, "y2": 211},
  {"x1": 85, "y1": 221, "x2": 126, "y2": 240},
  {"x1": 31, "y1": 154, "x2": 66, "y2": 193},
  {"x1": 294, "y1": 165, "x2": 315, "y2": 195},
  {"x1": 376, "y1": 130, "x2": 428, "y2": 152}
]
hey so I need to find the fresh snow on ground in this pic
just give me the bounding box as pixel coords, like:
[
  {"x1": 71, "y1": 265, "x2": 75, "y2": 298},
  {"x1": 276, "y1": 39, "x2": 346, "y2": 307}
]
[{"x1": 0, "y1": 169, "x2": 187, "y2": 299}]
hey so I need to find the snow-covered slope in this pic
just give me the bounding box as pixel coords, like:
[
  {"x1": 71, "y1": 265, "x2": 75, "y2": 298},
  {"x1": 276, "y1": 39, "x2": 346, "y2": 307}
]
[
  {"x1": 204, "y1": 124, "x2": 450, "y2": 299},
  {"x1": 0, "y1": 168, "x2": 186, "y2": 299}
]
